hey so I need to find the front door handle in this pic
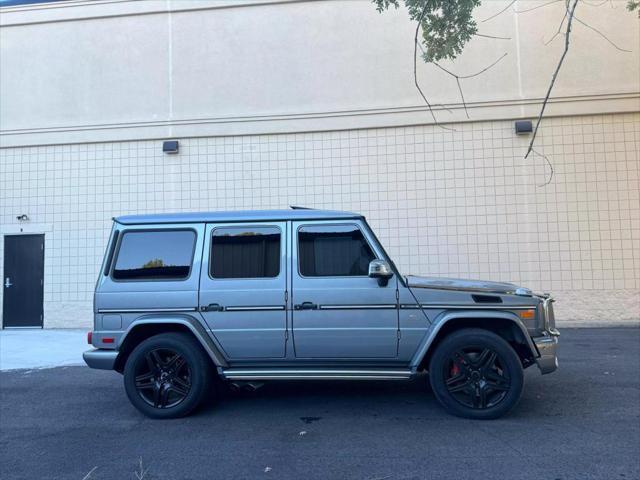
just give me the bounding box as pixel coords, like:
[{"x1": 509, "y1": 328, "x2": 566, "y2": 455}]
[
  {"x1": 200, "y1": 303, "x2": 224, "y2": 312},
  {"x1": 4, "y1": 277, "x2": 12, "y2": 288},
  {"x1": 294, "y1": 302, "x2": 318, "y2": 310}
]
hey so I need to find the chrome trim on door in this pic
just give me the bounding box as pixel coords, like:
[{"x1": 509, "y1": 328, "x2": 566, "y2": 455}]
[
  {"x1": 224, "y1": 305, "x2": 286, "y2": 312},
  {"x1": 318, "y1": 304, "x2": 397, "y2": 310},
  {"x1": 97, "y1": 307, "x2": 197, "y2": 314},
  {"x1": 414, "y1": 304, "x2": 534, "y2": 310}
]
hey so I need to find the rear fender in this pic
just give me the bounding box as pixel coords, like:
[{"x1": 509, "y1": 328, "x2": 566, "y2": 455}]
[{"x1": 118, "y1": 314, "x2": 228, "y2": 368}]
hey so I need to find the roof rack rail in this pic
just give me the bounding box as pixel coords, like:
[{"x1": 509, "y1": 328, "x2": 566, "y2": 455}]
[{"x1": 289, "y1": 205, "x2": 315, "y2": 210}]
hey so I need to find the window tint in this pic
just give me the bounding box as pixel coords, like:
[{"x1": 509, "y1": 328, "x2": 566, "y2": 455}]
[
  {"x1": 112, "y1": 230, "x2": 195, "y2": 281},
  {"x1": 211, "y1": 227, "x2": 280, "y2": 279},
  {"x1": 298, "y1": 225, "x2": 375, "y2": 277}
]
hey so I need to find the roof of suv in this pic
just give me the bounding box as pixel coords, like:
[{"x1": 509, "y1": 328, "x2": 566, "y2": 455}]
[{"x1": 114, "y1": 209, "x2": 363, "y2": 225}]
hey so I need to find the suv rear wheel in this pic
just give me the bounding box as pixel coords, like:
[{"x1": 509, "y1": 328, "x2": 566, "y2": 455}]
[
  {"x1": 123, "y1": 332, "x2": 213, "y2": 419},
  {"x1": 428, "y1": 328, "x2": 524, "y2": 419}
]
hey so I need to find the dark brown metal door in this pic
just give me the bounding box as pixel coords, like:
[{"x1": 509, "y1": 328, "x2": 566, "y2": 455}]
[{"x1": 3, "y1": 235, "x2": 44, "y2": 328}]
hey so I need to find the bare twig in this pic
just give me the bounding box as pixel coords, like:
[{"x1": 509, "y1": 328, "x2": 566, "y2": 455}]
[
  {"x1": 513, "y1": 0, "x2": 564, "y2": 14},
  {"x1": 530, "y1": 148, "x2": 555, "y2": 187},
  {"x1": 545, "y1": 0, "x2": 570, "y2": 44},
  {"x1": 474, "y1": 32, "x2": 512, "y2": 40},
  {"x1": 81, "y1": 467, "x2": 98, "y2": 480},
  {"x1": 481, "y1": 0, "x2": 516, "y2": 22},
  {"x1": 413, "y1": 1, "x2": 455, "y2": 130},
  {"x1": 413, "y1": 2, "x2": 436, "y2": 123},
  {"x1": 434, "y1": 53, "x2": 508, "y2": 80},
  {"x1": 432, "y1": 53, "x2": 508, "y2": 119},
  {"x1": 525, "y1": 0, "x2": 580, "y2": 160},
  {"x1": 573, "y1": 14, "x2": 632, "y2": 51}
]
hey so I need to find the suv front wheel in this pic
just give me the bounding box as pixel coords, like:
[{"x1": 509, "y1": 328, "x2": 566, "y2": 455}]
[
  {"x1": 123, "y1": 332, "x2": 213, "y2": 419},
  {"x1": 429, "y1": 328, "x2": 524, "y2": 419}
]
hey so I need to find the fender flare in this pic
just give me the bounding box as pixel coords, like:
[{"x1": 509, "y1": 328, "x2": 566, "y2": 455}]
[
  {"x1": 118, "y1": 315, "x2": 229, "y2": 368},
  {"x1": 409, "y1": 310, "x2": 538, "y2": 369}
]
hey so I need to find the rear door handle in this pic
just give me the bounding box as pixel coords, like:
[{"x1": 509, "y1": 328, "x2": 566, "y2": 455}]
[
  {"x1": 200, "y1": 303, "x2": 224, "y2": 312},
  {"x1": 294, "y1": 302, "x2": 318, "y2": 310},
  {"x1": 4, "y1": 277, "x2": 12, "y2": 288}
]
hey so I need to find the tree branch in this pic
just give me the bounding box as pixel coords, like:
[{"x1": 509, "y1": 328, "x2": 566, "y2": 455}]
[
  {"x1": 513, "y1": 0, "x2": 564, "y2": 14},
  {"x1": 481, "y1": 0, "x2": 516, "y2": 23},
  {"x1": 573, "y1": 14, "x2": 632, "y2": 51},
  {"x1": 413, "y1": 1, "x2": 455, "y2": 130},
  {"x1": 530, "y1": 148, "x2": 555, "y2": 187},
  {"x1": 474, "y1": 32, "x2": 512, "y2": 40},
  {"x1": 432, "y1": 53, "x2": 508, "y2": 119},
  {"x1": 525, "y1": 0, "x2": 579, "y2": 160}
]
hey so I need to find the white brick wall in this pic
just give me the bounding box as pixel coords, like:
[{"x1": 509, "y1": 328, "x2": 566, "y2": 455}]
[{"x1": 1, "y1": 112, "x2": 638, "y2": 328}]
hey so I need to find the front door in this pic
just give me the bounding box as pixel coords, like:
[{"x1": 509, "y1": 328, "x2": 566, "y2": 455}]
[
  {"x1": 291, "y1": 221, "x2": 398, "y2": 358},
  {"x1": 199, "y1": 222, "x2": 288, "y2": 359},
  {"x1": 3, "y1": 234, "x2": 44, "y2": 328}
]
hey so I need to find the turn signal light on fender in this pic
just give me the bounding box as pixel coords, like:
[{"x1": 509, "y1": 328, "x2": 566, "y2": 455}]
[
  {"x1": 518, "y1": 309, "x2": 536, "y2": 320},
  {"x1": 102, "y1": 337, "x2": 114, "y2": 344}
]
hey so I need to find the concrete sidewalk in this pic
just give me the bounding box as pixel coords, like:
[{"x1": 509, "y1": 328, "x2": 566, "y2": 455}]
[{"x1": 0, "y1": 329, "x2": 87, "y2": 371}]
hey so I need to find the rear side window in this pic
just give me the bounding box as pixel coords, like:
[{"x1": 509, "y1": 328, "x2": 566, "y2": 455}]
[
  {"x1": 112, "y1": 230, "x2": 196, "y2": 281},
  {"x1": 210, "y1": 226, "x2": 281, "y2": 279},
  {"x1": 298, "y1": 225, "x2": 375, "y2": 277}
]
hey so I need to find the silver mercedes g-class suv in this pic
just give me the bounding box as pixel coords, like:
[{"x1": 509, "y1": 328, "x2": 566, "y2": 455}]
[{"x1": 84, "y1": 208, "x2": 558, "y2": 420}]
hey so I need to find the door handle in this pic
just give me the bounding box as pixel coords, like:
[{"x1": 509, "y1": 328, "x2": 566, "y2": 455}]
[
  {"x1": 294, "y1": 302, "x2": 318, "y2": 310},
  {"x1": 4, "y1": 277, "x2": 12, "y2": 288},
  {"x1": 200, "y1": 303, "x2": 224, "y2": 312}
]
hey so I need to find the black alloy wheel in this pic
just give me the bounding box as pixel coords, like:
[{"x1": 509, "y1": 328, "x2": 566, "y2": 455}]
[
  {"x1": 444, "y1": 346, "x2": 511, "y2": 409},
  {"x1": 123, "y1": 332, "x2": 213, "y2": 419},
  {"x1": 134, "y1": 348, "x2": 192, "y2": 409},
  {"x1": 429, "y1": 328, "x2": 524, "y2": 419}
]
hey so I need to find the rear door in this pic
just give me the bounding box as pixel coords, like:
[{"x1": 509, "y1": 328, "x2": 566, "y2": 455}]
[
  {"x1": 198, "y1": 222, "x2": 287, "y2": 359},
  {"x1": 291, "y1": 221, "x2": 399, "y2": 358}
]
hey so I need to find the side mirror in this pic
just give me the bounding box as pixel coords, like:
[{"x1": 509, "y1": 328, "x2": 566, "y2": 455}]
[{"x1": 368, "y1": 260, "x2": 393, "y2": 287}]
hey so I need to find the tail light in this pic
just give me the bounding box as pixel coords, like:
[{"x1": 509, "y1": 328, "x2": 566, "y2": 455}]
[{"x1": 87, "y1": 331, "x2": 92, "y2": 344}]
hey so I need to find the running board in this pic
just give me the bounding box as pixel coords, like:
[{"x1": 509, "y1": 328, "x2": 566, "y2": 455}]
[{"x1": 221, "y1": 369, "x2": 413, "y2": 381}]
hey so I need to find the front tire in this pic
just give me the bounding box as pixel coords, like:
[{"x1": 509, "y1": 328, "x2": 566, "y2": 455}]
[
  {"x1": 123, "y1": 332, "x2": 212, "y2": 419},
  {"x1": 428, "y1": 328, "x2": 524, "y2": 419}
]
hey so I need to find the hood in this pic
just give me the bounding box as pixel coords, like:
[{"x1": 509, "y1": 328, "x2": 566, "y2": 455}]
[{"x1": 405, "y1": 275, "x2": 531, "y2": 296}]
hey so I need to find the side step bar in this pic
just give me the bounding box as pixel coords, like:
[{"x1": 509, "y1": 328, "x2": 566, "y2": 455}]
[{"x1": 221, "y1": 369, "x2": 413, "y2": 381}]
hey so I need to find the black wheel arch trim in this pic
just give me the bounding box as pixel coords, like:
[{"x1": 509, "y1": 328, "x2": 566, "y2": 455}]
[
  {"x1": 409, "y1": 310, "x2": 538, "y2": 369},
  {"x1": 117, "y1": 315, "x2": 229, "y2": 368}
]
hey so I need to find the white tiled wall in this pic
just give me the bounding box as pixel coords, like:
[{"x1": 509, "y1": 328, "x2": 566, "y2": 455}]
[{"x1": 1, "y1": 112, "x2": 638, "y2": 328}]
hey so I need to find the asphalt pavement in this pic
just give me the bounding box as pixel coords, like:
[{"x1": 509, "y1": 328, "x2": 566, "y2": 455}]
[{"x1": 1, "y1": 327, "x2": 639, "y2": 480}]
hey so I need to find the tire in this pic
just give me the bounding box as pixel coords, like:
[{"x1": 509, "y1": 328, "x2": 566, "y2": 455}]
[
  {"x1": 123, "y1": 332, "x2": 213, "y2": 419},
  {"x1": 428, "y1": 328, "x2": 524, "y2": 420}
]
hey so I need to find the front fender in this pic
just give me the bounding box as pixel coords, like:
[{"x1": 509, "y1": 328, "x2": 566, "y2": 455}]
[
  {"x1": 409, "y1": 310, "x2": 538, "y2": 369},
  {"x1": 119, "y1": 314, "x2": 229, "y2": 368}
]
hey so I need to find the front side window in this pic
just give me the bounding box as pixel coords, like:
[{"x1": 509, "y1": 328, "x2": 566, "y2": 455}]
[
  {"x1": 210, "y1": 226, "x2": 281, "y2": 279},
  {"x1": 112, "y1": 230, "x2": 196, "y2": 281},
  {"x1": 298, "y1": 224, "x2": 375, "y2": 277}
]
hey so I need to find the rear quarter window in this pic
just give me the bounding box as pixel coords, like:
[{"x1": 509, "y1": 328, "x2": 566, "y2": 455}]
[{"x1": 112, "y1": 230, "x2": 196, "y2": 281}]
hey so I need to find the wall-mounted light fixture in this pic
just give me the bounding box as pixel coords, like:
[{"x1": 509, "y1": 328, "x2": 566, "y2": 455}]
[
  {"x1": 515, "y1": 120, "x2": 533, "y2": 135},
  {"x1": 163, "y1": 140, "x2": 179, "y2": 154},
  {"x1": 16, "y1": 214, "x2": 29, "y2": 222}
]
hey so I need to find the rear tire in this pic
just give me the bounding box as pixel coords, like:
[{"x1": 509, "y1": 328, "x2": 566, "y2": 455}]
[
  {"x1": 123, "y1": 332, "x2": 213, "y2": 419},
  {"x1": 428, "y1": 328, "x2": 524, "y2": 419}
]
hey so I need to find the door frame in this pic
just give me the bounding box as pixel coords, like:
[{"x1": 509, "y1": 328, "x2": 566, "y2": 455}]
[
  {"x1": 198, "y1": 221, "x2": 289, "y2": 360},
  {"x1": 289, "y1": 219, "x2": 400, "y2": 359},
  {"x1": 2, "y1": 233, "x2": 45, "y2": 329}
]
